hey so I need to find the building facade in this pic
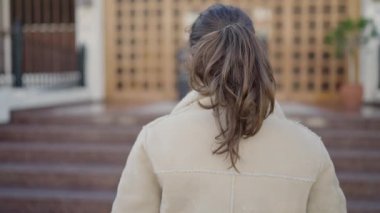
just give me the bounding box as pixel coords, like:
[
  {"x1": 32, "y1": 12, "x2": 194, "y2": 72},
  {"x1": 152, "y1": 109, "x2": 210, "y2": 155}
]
[
  {"x1": 105, "y1": 0, "x2": 360, "y2": 103},
  {"x1": 0, "y1": 0, "x2": 380, "y2": 123}
]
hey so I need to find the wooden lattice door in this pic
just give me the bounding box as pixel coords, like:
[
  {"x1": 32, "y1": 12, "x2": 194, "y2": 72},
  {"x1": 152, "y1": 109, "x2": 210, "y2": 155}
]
[
  {"x1": 105, "y1": 0, "x2": 359, "y2": 103},
  {"x1": 105, "y1": 0, "x2": 176, "y2": 102}
]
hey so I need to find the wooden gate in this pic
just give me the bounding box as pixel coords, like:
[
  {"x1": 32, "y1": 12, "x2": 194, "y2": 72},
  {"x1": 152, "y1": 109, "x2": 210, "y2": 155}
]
[
  {"x1": 10, "y1": 0, "x2": 79, "y2": 88},
  {"x1": 105, "y1": 0, "x2": 359, "y2": 103}
]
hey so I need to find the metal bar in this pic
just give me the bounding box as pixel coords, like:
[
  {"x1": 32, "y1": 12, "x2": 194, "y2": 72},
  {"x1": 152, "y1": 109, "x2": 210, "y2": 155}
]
[
  {"x1": 0, "y1": 0, "x2": 4, "y2": 77},
  {"x1": 14, "y1": 0, "x2": 23, "y2": 23},
  {"x1": 34, "y1": 0, "x2": 42, "y2": 23},
  {"x1": 25, "y1": 0, "x2": 33, "y2": 24},
  {"x1": 52, "y1": 0, "x2": 60, "y2": 23},
  {"x1": 43, "y1": 0, "x2": 51, "y2": 23},
  {"x1": 61, "y1": 0, "x2": 70, "y2": 23},
  {"x1": 77, "y1": 45, "x2": 86, "y2": 86},
  {"x1": 11, "y1": 21, "x2": 23, "y2": 87},
  {"x1": 69, "y1": 0, "x2": 75, "y2": 23},
  {"x1": 378, "y1": 44, "x2": 380, "y2": 89}
]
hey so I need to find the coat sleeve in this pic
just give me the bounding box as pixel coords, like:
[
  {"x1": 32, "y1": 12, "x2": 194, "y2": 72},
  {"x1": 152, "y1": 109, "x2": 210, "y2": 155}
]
[
  {"x1": 307, "y1": 140, "x2": 347, "y2": 213},
  {"x1": 111, "y1": 127, "x2": 161, "y2": 213}
]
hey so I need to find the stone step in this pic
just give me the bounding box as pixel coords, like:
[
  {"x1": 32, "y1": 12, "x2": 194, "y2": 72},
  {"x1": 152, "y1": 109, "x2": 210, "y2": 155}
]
[
  {"x1": 12, "y1": 105, "x2": 380, "y2": 130},
  {"x1": 0, "y1": 187, "x2": 114, "y2": 213},
  {"x1": 1, "y1": 161, "x2": 379, "y2": 201},
  {"x1": 330, "y1": 149, "x2": 380, "y2": 173},
  {"x1": 0, "y1": 124, "x2": 141, "y2": 144},
  {"x1": 9, "y1": 102, "x2": 171, "y2": 127},
  {"x1": 12, "y1": 114, "x2": 380, "y2": 132},
  {"x1": 348, "y1": 200, "x2": 380, "y2": 213},
  {"x1": 0, "y1": 181, "x2": 378, "y2": 213},
  {"x1": 0, "y1": 163, "x2": 123, "y2": 191},
  {"x1": 11, "y1": 111, "x2": 157, "y2": 128},
  {"x1": 339, "y1": 172, "x2": 380, "y2": 201},
  {"x1": 316, "y1": 129, "x2": 380, "y2": 150},
  {"x1": 0, "y1": 142, "x2": 131, "y2": 164},
  {"x1": 313, "y1": 129, "x2": 380, "y2": 140},
  {"x1": 1, "y1": 141, "x2": 378, "y2": 174},
  {"x1": 289, "y1": 115, "x2": 380, "y2": 130},
  {"x1": 323, "y1": 139, "x2": 380, "y2": 150},
  {"x1": 1, "y1": 123, "x2": 379, "y2": 149}
]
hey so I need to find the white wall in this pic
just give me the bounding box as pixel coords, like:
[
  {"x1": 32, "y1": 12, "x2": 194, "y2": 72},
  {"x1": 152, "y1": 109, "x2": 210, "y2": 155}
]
[
  {"x1": 0, "y1": 0, "x2": 11, "y2": 123},
  {"x1": 361, "y1": 0, "x2": 380, "y2": 103},
  {"x1": 0, "y1": 0, "x2": 12, "y2": 84},
  {"x1": 0, "y1": 89, "x2": 10, "y2": 123},
  {"x1": 75, "y1": 0, "x2": 105, "y2": 101}
]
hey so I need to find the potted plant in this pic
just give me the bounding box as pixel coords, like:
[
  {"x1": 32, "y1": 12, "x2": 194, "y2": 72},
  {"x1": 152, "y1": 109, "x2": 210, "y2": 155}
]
[{"x1": 325, "y1": 18, "x2": 378, "y2": 110}]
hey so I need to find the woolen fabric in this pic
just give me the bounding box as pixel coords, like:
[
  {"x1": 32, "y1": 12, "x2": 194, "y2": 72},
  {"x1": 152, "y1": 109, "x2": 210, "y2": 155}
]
[{"x1": 112, "y1": 90, "x2": 347, "y2": 213}]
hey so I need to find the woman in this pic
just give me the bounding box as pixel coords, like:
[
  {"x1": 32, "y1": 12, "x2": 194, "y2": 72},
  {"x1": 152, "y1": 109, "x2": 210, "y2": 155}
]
[{"x1": 112, "y1": 4, "x2": 346, "y2": 213}]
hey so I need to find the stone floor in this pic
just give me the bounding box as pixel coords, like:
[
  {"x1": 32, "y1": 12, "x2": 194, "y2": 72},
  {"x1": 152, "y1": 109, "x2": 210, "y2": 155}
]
[{"x1": 0, "y1": 100, "x2": 379, "y2": 213}]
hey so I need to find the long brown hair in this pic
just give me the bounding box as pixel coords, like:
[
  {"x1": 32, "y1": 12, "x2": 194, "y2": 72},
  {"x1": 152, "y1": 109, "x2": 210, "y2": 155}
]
[{"x1": 188, "y1": 4, "x2": 276, "y2": 171}]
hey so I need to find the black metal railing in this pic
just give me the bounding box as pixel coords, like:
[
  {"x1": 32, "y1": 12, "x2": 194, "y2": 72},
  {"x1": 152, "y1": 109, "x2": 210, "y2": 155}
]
[
  {"x1": 11, "y1": 22, "x2": 23, "y2": 87},
  {"x1": 378, "y1": 44, "x2": 380, "y2": 90},
  {"x1": 0, "y1": 27, "x2": 8, "y2": 87},
  {"x1": 11, "y1": 22, "x2": 85, "y2": 88},
  {"x1": 0, "y1": 32, "x2": 4, "y2": 75}
]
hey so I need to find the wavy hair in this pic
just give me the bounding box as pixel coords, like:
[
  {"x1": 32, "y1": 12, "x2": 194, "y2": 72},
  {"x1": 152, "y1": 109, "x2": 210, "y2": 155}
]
[{"x1": 188, "y1": 4, "x2": 276, "y2": 171}]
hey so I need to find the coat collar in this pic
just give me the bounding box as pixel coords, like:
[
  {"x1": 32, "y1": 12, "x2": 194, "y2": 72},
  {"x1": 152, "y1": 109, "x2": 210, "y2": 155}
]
[{"x1": 171, "y1": 90, "x2": 285, "y2": 118}]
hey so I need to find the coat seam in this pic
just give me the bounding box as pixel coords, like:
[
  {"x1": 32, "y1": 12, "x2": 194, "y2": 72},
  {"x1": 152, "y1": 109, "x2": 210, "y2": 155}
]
[
  {"x1": 155, "y1": 169, "x2": 315, "y2": 183},
  {"x1": 141, "y1": 126, "x2": 164, "y2": 188},
  {"x1": 230, "y1": 175, "x2": 236, "y2": 213},
  {"x1": 317, "y1": 137, "x2": 325, "y2": 175}
]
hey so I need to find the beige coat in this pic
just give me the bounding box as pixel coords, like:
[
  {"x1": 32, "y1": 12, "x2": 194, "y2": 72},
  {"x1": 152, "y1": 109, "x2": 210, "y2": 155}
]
[{"x1": 112, "y1": 91, "x2": 347, "y2": 213}]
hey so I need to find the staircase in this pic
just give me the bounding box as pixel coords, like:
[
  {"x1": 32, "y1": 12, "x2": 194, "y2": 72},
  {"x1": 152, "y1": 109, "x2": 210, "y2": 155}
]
[
  {"x1": 0, "y1": 103, "x2": 379, "y2": 213},
  {"x1": 0, "y1": 103, "x2": 159, "y2": 213},
  {"x1": 292, "y1": 109, "x2": 380, "y2": 213}
]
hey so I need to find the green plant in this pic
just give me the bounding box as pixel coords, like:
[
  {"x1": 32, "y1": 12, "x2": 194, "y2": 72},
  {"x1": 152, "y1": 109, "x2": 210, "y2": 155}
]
[{"x1": 325, "y1": 18, "x2": 378, "y2": 84}]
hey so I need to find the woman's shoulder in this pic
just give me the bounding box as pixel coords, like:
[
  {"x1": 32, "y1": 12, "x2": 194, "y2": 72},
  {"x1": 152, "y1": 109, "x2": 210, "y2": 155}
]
[
  {"x1": 267, "y1": 114, "x2": 322, "y2": 142},
  {"x1": 144, "y1": 103, "x2": 213, "y2": 132},
  {"x1": 262, "y1": 114, "x2": 326, "y2": 160}
]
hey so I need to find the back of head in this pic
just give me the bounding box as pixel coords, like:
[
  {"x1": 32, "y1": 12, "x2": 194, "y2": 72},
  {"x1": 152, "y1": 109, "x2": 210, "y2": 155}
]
[{"x1": 188, "y1": 4, "x2": 276, "y2": 171}]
